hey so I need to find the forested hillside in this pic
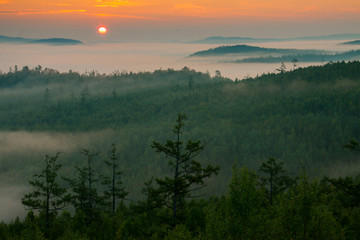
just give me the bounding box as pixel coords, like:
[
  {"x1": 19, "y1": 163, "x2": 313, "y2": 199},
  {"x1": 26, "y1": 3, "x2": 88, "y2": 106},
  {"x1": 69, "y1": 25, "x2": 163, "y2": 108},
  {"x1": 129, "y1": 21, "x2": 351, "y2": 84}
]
[
  {"x1": 1, "y1": 61, "x2": 360, "y2": 239},
  {"x1": 189, "y1": 44, "x2": 360, "y2": 63},
  {"x1": 189, "y1": 44, "x2": 326, "y2": 57},
  {"x1": 1, "y1": 62, "x2": 360, "y2": 189}
]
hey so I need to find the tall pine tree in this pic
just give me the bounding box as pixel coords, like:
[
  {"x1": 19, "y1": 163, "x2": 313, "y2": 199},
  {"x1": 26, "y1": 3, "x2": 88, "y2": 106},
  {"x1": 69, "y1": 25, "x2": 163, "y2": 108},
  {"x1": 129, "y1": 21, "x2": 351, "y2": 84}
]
[
  {"x1": 21, "y1": 153, "x2": 69, "y2": 238},
  {"x1": 151, "y1": 113, "x2": 219, "y2": 226}
]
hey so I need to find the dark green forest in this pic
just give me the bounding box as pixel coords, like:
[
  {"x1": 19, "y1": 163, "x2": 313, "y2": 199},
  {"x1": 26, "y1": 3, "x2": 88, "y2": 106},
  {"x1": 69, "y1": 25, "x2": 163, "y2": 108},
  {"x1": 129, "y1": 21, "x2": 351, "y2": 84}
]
[
  {"x1": 189, "y1": 44, "x2": 326, "y2": 57},
  {"x1": 189, "y1": 44, "x2": 360, "y2": 63},
  {"x1": 233, "y1": 50, "x2": 360, "y2": 63},
  {"x1": 341, "y1": 40, "x2": 360, "y2": 45},
  {"x1": 1, "y1": 61, "x2": 360, "y2": 239}
]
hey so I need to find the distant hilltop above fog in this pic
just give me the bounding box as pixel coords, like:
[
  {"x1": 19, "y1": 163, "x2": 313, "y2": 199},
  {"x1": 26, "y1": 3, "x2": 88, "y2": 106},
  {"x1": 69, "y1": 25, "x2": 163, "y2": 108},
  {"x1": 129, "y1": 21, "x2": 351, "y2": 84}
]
[
  {"x1": 0, "y1": 35, "x2": 83, "y2": 46},
  {"x1": 340, "y1": 40, "x2": 360, "y2": 45},
  {"x1": 188, "y1": 44, "x2": 360, "y2": 63},
  {"x1": 191, "y1": 33, "x2": 360, "y2": 44},
  {"x1": 189, "y1": 45, "x2": 327, "y2": 57},
  {"x1": 30, "y1": 38, "x2": 83, "y2": 46}
]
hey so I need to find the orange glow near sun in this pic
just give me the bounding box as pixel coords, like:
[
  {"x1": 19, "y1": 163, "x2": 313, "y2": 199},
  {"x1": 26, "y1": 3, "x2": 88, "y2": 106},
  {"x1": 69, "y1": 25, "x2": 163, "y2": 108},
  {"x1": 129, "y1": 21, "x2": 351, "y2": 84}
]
[{"x1": 98, "y1": 26, "x2": 107, "y2": 34}]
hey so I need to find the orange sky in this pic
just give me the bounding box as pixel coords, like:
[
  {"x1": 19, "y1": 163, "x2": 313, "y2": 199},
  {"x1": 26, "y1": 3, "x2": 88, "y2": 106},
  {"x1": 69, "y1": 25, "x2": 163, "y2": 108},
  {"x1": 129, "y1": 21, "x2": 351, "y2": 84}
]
[
  {"x1": 1, "y1": 0, "x2": 360, "y2": 41},
  {"x1": 1, "y1": 0, "x2": 360, "y2": 20}
]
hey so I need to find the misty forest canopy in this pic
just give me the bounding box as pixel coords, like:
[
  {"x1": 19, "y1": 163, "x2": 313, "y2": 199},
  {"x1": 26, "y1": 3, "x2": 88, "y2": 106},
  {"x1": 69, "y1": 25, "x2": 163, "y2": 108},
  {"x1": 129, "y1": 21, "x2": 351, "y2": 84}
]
[
  {"x1": 1, "y1": 61, "x2": 360, "y2": 239},
  {"x1": 0, "y1": 60, "x2": 359, "y2": 204},
  {"x1": 1, "y1": 62, "x2": 360, "y2": 181}
]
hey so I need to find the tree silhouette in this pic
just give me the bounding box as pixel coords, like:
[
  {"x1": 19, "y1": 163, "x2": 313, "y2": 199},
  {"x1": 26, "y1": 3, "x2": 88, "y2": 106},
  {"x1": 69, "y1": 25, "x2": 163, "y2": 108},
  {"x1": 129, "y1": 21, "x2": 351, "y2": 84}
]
[
  {"x1": 64, "y1": 149, "x2": 102, "y2": 226},
  {"x1": 276, "y1": 62, "x2": 287, "y2": 73},
  {"x1": 21, "y1": 153, "x2": 69, "y2": 238},
  {"x1": 259, "y1": 157, "x2": 295, "y2": 205},
  {"x1": 102, "y1": 144, "x2": 128, "y2": 215},
  {"x1": 151, "y1": 113, "x2": 219, "y2": 225}
]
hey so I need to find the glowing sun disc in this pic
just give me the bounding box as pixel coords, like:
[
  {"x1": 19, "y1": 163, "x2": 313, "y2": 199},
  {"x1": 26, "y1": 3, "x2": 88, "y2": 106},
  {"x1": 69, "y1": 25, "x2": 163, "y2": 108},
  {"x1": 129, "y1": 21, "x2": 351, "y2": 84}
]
[{"x1": 98, "y1": 26, "x2": 107, "y2": 34}]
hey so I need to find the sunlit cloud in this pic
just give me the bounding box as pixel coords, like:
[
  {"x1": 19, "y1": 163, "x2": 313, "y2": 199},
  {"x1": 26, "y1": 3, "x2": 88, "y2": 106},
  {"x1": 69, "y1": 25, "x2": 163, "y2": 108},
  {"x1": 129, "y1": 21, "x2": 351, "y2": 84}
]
[
  {"x1": 54, "y1": 9, "x2": 87, "y2": 13},
  {"x1": 0, "y1": 0, "x2": 359, "y2": 20},
  {"x1": 222, "y1": 0, "x2": 360, "y2": 19},
  {"x1": 91, "y1": 13, "x2": 156, "y2": 19},
  {"x1": 0, "y1": 10, "x2": 18, "y2": 13},
  {"x1": 0, "y1": 9, "x2": 87, "y2": 15},
  {"x1": 95, "y1": 0, "x2": 132, "y2": 7},
  {"x1": 55, "y1": 3, "x2": 72, "y2": 6},
  {"x1": 95, "y1": 4, "x2": 119, "y2": 7},
  {"x1": 0, "y1": 10, "x2": 42, "y2": 14}
]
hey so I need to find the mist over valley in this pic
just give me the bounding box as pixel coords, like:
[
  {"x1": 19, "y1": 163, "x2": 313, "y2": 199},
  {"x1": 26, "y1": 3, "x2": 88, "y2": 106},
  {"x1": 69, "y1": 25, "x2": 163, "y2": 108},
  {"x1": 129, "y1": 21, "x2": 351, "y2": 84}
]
[
  {"x1": 1, "y1": 60, "x2": 360, "y2": 225},
  {"x1": 1, "y1": 36, "x2": 360, "y2": 79},
  {"x1": 1, "y1": 32, "x2": 360, "y2": 239}
]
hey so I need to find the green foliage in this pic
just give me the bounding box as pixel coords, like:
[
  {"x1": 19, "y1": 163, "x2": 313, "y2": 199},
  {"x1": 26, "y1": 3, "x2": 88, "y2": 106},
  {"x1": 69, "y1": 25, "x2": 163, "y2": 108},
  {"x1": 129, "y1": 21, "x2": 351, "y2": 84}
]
[
  {"x1": 1, "y1": 152, "x2": 359, "y2": 240},
  {"x1": 276, "y1": 62, "x2": 287, "y2": 73},
  {"x1": 259, "y1": 157, "x2": 296, "y2": 204},
  {"x1": 227, "y1": 166, "x2": 267, "y2": 240},
  {"x1": 64, "y1": 149, "x2": 103, "y2": 227},
  {"x1": 204, "y1": 197, "x2": 228, "y2": 240},
  {"x1": 6, "y1": 217, "x2": 24, "y2": 239},
  {"x1": 164, "y1": 225, "x2": 192, "y2": 240},
  {"x1": 274, "y1": 175, "x2": 344, "y2": 240},
  {"x1": 21, "y1": 152, "x2": 69, "y2": 238},
  {"x1": 23, "y1": 211, "x2": 45, "y2": 240},
  {"x1": 235, "y1": 50, "x2": 360, "y2": 63},
  {"x1": 2, "y1": 63, "x2": 360, "y2": 239},
  {"x1": 343, "y1": 139, "x2": 360, "y2": 151},
  {"x1": 0, "y1": 222, "x2": 9, "y2": 240},
  {"x1": 151, "y1": 114, "x2": 219, "y2": 225},
  {"x1": 21, "y1": 153, "x2": 68, "y2": 211},
  {"x1": 347, "y1": 207, "x2": 360, "y2": 239},
  {"x1": 57, "y1": 230, "x2": 89, "y2": 240},
  {"x1": 189, "y1": 44, "x2": 326, "y2": 57},
  {"x1": 2, "y1": 62, "x2": 360, "y2": 199},
  {"x1": 102, "y1": 144, "x2": 128, "y2": 215}
]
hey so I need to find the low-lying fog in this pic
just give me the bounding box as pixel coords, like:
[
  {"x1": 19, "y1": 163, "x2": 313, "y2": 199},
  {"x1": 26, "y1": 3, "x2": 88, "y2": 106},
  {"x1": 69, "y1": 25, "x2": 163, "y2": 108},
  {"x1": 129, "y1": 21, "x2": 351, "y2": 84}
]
[
  {"x1": 0, "y1": 130, "x2": 125, "y2": 221},
  {"x1": 1, "y1": 129, "x2": 360, "y2": 222},
  {"x1": 1, "y1": 40, "x2": 358, "y2": 79},
  {"x1": 0, "y1": 39, "x2": 359, "y2": 222}
]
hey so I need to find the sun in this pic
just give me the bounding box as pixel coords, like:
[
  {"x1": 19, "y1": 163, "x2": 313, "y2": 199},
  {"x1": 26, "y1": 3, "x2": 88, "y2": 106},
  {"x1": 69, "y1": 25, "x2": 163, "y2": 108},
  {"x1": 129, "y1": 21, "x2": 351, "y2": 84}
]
[{"x1": 98, "y1": 26, "x2": 107, "y2": 34}]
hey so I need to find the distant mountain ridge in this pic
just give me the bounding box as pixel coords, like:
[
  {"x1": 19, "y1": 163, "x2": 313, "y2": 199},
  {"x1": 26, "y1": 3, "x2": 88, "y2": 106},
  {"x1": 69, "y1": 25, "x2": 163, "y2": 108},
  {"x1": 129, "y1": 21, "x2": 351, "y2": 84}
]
[
  {"x1": 191, "y1": 33, "x2": 360, "y2": 44},
  {"x1": 232, "y1": 50, "x2": 360, "y2": 63},
  {"x1": 340, "y1": 40, "x2": 360, "y2": 45},
  {"x1": 189, "y1": 44, "x2": 360, "y2": 63},
  {"x1": 0, "y1": 35, "x2": 83, "y2": 46},
  {"x1": 189, "y1": 44, "x2": 327, "y2": 57}
]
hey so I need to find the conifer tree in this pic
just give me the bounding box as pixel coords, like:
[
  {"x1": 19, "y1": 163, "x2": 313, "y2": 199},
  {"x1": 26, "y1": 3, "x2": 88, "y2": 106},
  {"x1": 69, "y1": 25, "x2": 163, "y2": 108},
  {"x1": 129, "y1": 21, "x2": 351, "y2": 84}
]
[
  {"x1": 259, "y1": 157, "x2": 295, "y2": 205},
  {"x1": 102, "y1": 144, "x2": 128, "y2": 215},
  {"x1": 151, "y1": 113, "x2": 219, "y2": 226},
  {"x1": 21, "y1": 153, "x2": 69, "y2": 238},
  {"x1": 326, "y1": 139, "x2": 360, "y2": 200},
  {"x1": 64, "y1": 149, "x2": 102, "y2": 226}
]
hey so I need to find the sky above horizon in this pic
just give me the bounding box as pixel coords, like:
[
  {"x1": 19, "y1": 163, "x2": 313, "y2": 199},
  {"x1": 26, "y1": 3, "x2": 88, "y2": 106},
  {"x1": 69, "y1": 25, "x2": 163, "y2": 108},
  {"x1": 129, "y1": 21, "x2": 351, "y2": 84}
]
[{"x1": 1, "y1": 0, "x2": 360, "y2": 42}]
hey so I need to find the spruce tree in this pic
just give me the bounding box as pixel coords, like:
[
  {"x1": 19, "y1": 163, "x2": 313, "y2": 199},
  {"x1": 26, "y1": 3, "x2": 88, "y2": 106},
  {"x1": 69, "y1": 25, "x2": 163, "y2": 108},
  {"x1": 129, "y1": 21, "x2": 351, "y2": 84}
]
[
  {"x1": 102, "y1": 144, "x2": 128, "y2": 215},
  {"x1": 64, "y1": 149, "x2": 102, "y2": 227},
  {"x1": 21, "y1": 153, "x2": 69, "y2": 238},
  {"x1": 151, "y1": 113, "x2": 219, "y2": 226},
  {"x1": 259, "y1": 157, "x2": 295, "y2": 205}
]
